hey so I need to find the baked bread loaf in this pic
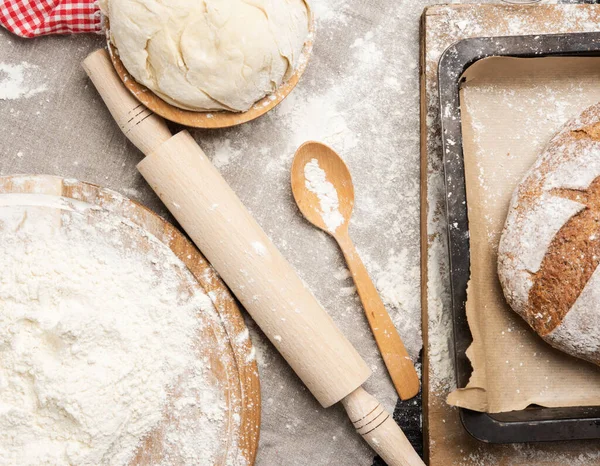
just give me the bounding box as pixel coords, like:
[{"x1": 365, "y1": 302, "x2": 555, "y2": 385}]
[{"x1": 498, "y1": 102, "x2": 600, "y2": 366}]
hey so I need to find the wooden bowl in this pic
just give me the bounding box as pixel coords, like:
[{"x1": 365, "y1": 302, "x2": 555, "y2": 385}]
[
  {"x1": 106, "y1": 14, "x2": 314, "y2": 129},
  {"x1": 0, "y1": 175, "x2": 261, "y2": 466}
]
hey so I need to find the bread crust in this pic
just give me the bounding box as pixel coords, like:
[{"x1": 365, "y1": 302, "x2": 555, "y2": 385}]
[{"x1": 498, "y1": 102, "x2": 600, "y2": 366}]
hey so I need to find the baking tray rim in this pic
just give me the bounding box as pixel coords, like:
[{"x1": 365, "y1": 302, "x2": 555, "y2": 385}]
[{"x1": 438, "y1": 31, "x2": 600, "y2": 444}]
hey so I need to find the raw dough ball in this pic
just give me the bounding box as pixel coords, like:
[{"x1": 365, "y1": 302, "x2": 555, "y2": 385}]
[{"x1": 102, "y1": 0, "x2": 310, "y2": 112}]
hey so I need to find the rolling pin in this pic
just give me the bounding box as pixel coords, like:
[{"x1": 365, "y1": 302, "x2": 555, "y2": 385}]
[{"x1": 83, "y1": 49, "x2": 424, "y2": 466}]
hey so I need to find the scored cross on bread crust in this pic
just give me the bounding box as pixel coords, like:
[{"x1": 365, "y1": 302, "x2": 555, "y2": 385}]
[{"x1": 529, "y1": 176, "x2": 600, "y2": 336}]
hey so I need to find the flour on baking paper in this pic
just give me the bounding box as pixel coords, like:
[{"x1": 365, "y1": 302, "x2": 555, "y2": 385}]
[
  {"x1": 0, "y1": 195, "x2": 231, "y2": 465},
  {"x1": 0, "y1": 62, "x2": 47, "y2": 100}
]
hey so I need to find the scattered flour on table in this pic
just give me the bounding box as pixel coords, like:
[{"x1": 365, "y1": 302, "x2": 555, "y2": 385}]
[
  {"x1": 333, "y1": 267, "x2": 351, "y2": 281},
  {"x1": 309, "y1": 0, "x2": 345, "y2": 25},
  {"x1": 210, "y1": 139, "x2": 243, "y2": 169},
  {"x1": 303, "y1": 158, "x2": 345, "y2": 232},
  {"x1": 374, "y1": 249, "x2": 423, "y2": 363},
  {"x1": 275, "y1": 86, "x2": 358, "y2": 158},
  {"x1": 0, "y1": 62, "x2": 47, "y2": 100},
  {"x1": 261, "y1": 2, "x2": 424, "y2": 364},
  {"x1": 426, "y1": 237, "x2": 455, "y2": 392},
  {"x1": 0, "y1": 195, "x2": 230, "y2": 465},
  {"x1": 121, "y1": 187, "x2": 142, "y2": 198}
]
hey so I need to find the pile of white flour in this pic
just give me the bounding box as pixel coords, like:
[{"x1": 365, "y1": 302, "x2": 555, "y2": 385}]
[
  {"x1": 0, "y1": 195, "x2": 224, "y2": 465},
  {"x1": 303, "y1": 158, "x2": 345, "y2": 232}
]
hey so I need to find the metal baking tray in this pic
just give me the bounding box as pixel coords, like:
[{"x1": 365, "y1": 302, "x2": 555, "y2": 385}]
[{"x1": 439, "y1": 32, "x2": 600, "y2": 443}]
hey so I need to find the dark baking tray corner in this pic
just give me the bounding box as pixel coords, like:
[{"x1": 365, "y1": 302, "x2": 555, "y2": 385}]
[{"x1": 438, "y1": 32, "x2": 600, "y2": 444}]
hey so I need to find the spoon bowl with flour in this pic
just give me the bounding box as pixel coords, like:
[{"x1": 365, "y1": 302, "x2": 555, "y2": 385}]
[
  {"x1": 291, "y1": 142, "x2": 421, "y2": 401},
  {"x1": 291, "y1": 141, "x2": 354, "y2": 234}
]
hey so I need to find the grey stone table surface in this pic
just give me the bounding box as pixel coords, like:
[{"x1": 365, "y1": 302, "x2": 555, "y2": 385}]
[{"x1": 0, "y1": 0, "x2": 577, "y2": 464}]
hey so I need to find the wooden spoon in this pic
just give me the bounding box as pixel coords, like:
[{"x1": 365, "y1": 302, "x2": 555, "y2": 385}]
[{"x1": 291, "y1": 141, "x2": 420, "y2": 401}]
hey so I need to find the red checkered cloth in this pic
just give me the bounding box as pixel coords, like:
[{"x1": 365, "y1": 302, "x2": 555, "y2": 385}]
[{"x1": 0, "y1": 0, "x2": 102, "y2": 38}]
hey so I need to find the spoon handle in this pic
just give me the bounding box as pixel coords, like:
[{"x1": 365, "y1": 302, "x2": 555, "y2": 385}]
[{"x1": 335, "y1": 231, "x2": 420, "y2": 400}]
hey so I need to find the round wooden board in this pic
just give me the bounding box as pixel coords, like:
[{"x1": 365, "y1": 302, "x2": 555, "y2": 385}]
[
  {"x1": 0, "y1": 175, "x2": 260, "y2": 466},
  {"x1": 106, "y1": 13, "x2": 314, "y2": 129}
]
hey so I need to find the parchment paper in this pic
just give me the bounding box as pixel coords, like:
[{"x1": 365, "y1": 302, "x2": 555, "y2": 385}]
[{"x1": 447, "y1": 57, "x2": 600, "y2": 413}]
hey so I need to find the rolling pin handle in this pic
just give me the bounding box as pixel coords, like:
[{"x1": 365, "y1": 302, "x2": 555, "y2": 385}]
[
  {"x1": 82, "y1": 49, "x2": 172, "y2": 156},
  {"x1": 342, "y1": 388, "x2": 425, "y2": 466}
]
